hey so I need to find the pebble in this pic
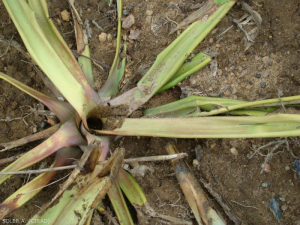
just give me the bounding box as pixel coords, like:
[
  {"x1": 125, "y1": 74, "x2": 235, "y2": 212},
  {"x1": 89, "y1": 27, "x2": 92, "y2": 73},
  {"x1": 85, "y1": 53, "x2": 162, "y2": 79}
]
[
  {"x1": 122, "y1": 15, "x2": 135, "y2": 29},
  {"x1": 281, "y1": 205, "x2": 288, "y2": 211},
  {"x1": 279, "y1": 196, "x2": 286, "y2": 202},
  {"x1": 260, "y1": 82, "x2": 266, "y2": 88},
  {"x1": 293, "y1": 160, "x2": 300, "y2": 179},
  {"x1": 56, "y1": 19, "x2": 62, "y2": 26},
  {"x1": 269, "y1": 198, "x2": 282, "y2": 220},
  {"x1": 146, "y1": 10, "x2": 153, "y2": 16},
  {"x1": 98, "y1": 33, "x2": 107, "y2": 42},
  {"x1": 193, "y1": 159, "x2": 199, "y2": 168},
  {"x1": 129, "y1": 29, "x2": 141, "y2": 39},
  {"x1": 209, "y1": 38, "x2": 214, "y2": 43},
  {"x1": 138, "y1": 3, "x2": 143, "y2": 8},
  {"x1": 215, "y1": 43, "x2": 221, "y2": 48},
  {"x1": 127, "y1": 5, "x2": 134, "y2": 11},
  {"x1": 107, "y1": 33, "x2": 112, "y2": 42},
  {"x1": 195, "y1": 146, "x2": 203, "y2": 161},
  {"x1": 262, "y1": 56, "x2": 270, "y2": 64},
  {"x1": 255, "y1": 73, "x2": 261, "y2": 78},
  {"x1": 262, "y1": 163, "x2": 271, "y2": 173},
  {"x1": 145, "y1": 16, "x2": 152, "y2": 23},
  {"x1": 261, "y1": 181, "x2": 271, "y2": 188},
  {"x1": 285, "y1": 165, "x2": 290, "y2": 171},
  {"x1": 123, "y1": 10, "x2": 129, "y2": 16},
  {"x1": 230, "y1": 147, "x2": 238, "y2": 156},
  {"x1": 41, "y1": 121, "x2": 47, "y2": 129},
  {"x1": 61, "y1": 10, "x2": 70, "y2": 22}
]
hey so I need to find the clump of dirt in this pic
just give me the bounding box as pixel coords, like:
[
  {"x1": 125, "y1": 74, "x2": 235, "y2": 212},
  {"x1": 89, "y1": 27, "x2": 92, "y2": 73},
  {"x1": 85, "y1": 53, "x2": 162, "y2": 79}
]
[{"x1": 0, "y1": 0, "x2": 300, "y2": 224}]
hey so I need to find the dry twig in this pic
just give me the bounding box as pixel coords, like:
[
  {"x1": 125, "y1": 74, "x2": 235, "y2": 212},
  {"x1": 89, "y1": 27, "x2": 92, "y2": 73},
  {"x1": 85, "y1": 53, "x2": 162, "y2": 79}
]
[{"x1": 0, "y1": 153, "x2": 187, "y2": 175}]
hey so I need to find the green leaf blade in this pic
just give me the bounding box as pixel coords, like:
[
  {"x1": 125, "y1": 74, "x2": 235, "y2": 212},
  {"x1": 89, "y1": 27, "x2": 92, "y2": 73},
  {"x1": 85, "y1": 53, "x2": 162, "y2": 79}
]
[{"x1": 95, "y1": 115, "x2": 300, "y2": 138}]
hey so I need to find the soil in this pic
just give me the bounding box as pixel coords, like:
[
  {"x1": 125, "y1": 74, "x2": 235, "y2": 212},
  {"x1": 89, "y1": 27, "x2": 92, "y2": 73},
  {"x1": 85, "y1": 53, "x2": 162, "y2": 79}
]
[{"x1": 0, "y1": 0, "x2": 300, "y2": 224}]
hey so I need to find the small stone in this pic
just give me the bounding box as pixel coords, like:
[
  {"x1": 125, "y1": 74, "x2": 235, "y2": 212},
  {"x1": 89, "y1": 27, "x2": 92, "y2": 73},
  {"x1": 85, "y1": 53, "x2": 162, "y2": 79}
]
[
  {"x1": 230, "y1": 147, "x2": 238, "y2": 156},
  {"x1": 249, "y1": 81, "x2": 253, "y2": 85},
  {"x1": 107, "y1": 33, "x2": 112, "y2": 42},
  {"x1": 193, "y1": 159, "x2": 199, "y2": 168},
  {"x1": 123, "y1": 10, "x2": 129, "y2": 16},
  {"x1": 293, "y1": 160, "x2": 300, "y2": 179},
  {"x1": 56, "y1": 19, "x2": 62, "y2": 26},
  {"x1": 209, "y1": 38, "x2": 214, "y2": 43},
  {"x1": 146, "y1": 10, "x2": 153, "y2": 16},
  {"x1": 32, "y1": 126, "x2": 37, "y2": 133},
  {"x1": 260, "y1": 82, "x2": 266, "y2": 88},
  {"x1": 281, "y1": 205, "x2": 288, "y2": 211},
  {"x1": 262, "y1": 56, "x2": 270, "y2": 64},
  {"x1": 215, "y1": 43, "x2": 221, "y2": 48},
  {"x1": 255, "y1": 73, "x2": 261, "y2": 78},
  {"x1": 261, "y1": 181, "x2": 271, "y2": 188},
  {"x1": 145, "y1": 15, "x2": 152, "y2": 23},
  {"x1": 61, "y1": 10, "x2": 70, "y2": 22},
  {"x1": 262, "y1": 163, "x2": 271, "y2": 173},
  {"x1": 127, "y1": 5, "x2": 134, "y2": 11},
  {"x1": 41, "y1": 121, "x2": 47, "y2": 129},
  {"x1": 269, "y1": 198, "x2": 282, "y2": 220},
  {"x1": 129, "y1": 29, "x2": 141, "y2": 40},
  {"x1": 122, "y1": 15, "x2": 135, "y2": 29},
  {"x1": 98, "y1": 33, "x2": 107, "y2": 42},
  {"x1": 225, "y1": 67, "x2": 230, "y2": 72},
  {"x1": 279, "y1": 196, "x2": 286, "y2": 202},
  {"x1": 138, "y1": 3, "x2": 143, "y2": 8},
  {"x1": 285, "y1": 165, "x2": 290, "y2": 171}
]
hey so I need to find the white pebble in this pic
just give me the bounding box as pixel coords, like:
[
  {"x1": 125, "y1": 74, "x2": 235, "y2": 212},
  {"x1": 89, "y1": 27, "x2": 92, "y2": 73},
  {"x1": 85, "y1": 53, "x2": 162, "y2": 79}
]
[
  {"x1": 99, "y1": 33, "x2": 107, "y2": 42},
  {"x1": 230, "y1": 147, "x2": 238, "y2": 156},
  {"x1": 146, "y1": 10, "x2": 153, "y2": 16},
  {"x1": 61, "y1": 10, "x2": 70, "y2": 22}
]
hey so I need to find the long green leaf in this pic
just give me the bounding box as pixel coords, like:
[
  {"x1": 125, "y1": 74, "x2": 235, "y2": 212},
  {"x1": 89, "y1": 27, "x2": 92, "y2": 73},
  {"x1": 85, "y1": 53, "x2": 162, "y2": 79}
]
[
  {"x1": 93, "y1": 114, "x2": 300, "y2": 138},
  {"x1": 28, "y1": 174, "x2": 91, "y2": 225},
  {"x1": 118, "y1": 169, "x2": 147, "y2": 207},
  {"x1": 0, "y1": 123, "x2": 61, "y2": 152},
  {"x1": 144, "y1": 95, "x2": 276, "y2": 117},
  {"x1": 0, "y1": 118, "x2": 85, "y2": 185},
  {"x1": 0, "y1": 147, "x2": 82, "y2": 219},
  {"x1": 68, "y1": 0, "x2": 94, "y2": 86},
  {"x1": 107, "y1": 0, "x2": 236, "y2": 114},
  {"x1": 28, "y1": 0, "x2": 98, "y2": 100},
  {"x1": 51, "y1": 176, "x2": 112, "y2": 225},
  {"x1": 98, "y1": 0, "x2": 126, "y2": 98},
  {"x1": 137, "y1": 0, "x2": 236, "y2": 96},
  {"x1": 158, "y1": 53, "x2": 211, "y2": 93},
  {"x1": 145, "y1": 95, "x2": 300, "y2": 118},
  {"x1": 108, "y1": 182, "x2": 134, "y2": 225},
  {"x1": 3, "y1": 0, "x2": 98, "y2": 124},
  {"x1": 0, "y1": 72, "x2": 74, "y2": 122}
]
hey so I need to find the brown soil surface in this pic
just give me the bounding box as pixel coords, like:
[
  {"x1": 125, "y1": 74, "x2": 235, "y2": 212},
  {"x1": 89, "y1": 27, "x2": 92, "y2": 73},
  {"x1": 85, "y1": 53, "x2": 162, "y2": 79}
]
[{"x1": 0, "y1": 0, "x2": 300, "y2": 224}]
